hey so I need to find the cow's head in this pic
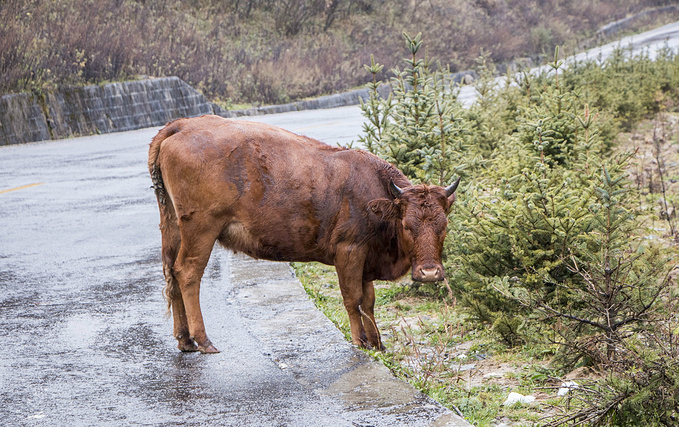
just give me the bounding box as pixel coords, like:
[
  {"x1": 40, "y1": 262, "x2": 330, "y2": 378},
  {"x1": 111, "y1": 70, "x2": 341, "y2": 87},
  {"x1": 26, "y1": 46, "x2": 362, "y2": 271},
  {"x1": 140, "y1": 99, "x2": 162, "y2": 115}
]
[{"x1": 369, "y1": 178, "x2": 460, "y2": 282}]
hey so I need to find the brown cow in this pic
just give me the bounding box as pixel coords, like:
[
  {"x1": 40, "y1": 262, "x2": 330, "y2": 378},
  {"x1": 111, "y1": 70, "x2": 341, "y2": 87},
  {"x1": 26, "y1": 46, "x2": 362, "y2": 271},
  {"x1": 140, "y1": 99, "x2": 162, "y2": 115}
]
[{"x1": 148, "y1": 115, "x2": 459, "y2": 353}]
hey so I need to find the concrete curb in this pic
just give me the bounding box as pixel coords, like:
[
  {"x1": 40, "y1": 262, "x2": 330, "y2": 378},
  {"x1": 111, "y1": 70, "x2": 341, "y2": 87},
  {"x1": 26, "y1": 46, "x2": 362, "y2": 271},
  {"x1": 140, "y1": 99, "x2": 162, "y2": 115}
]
[{"x1": 227, "y1": 252, "x2": 472, "y2": 426}]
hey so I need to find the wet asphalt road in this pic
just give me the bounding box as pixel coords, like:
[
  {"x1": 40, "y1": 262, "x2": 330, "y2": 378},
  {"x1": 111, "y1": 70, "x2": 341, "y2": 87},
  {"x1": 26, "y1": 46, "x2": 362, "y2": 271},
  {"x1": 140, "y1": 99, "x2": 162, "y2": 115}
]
[{"x1": 0, "y1": 112, "x2": 468, "y2": 426}]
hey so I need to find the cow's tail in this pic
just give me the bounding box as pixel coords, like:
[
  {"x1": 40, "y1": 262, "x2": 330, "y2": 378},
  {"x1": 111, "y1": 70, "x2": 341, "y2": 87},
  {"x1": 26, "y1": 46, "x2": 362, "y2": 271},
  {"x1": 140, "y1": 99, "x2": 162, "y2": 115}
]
[
  {"x1": 148, "y1": 121, "x2": 182, "y2": 312},
  {"x1": 148, "y1": 122, "x2": 179, "y2": 206}
]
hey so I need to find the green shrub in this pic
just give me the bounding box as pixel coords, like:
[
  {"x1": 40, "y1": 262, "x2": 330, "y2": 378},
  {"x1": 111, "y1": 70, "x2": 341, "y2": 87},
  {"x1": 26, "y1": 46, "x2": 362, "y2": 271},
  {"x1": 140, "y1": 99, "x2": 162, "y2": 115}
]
[
  {"x1": 360, "y1": 32, "x2": 479, "y2": 185},
  {"x1": 563, "y1": 45, "x2": 679, "y2": 130},
  {"x1": 360, "y1": 39, "x2": 679, "y2": 424},
  {"x1": 447, "y1": 53, "x2": 618, "y2": 344}
]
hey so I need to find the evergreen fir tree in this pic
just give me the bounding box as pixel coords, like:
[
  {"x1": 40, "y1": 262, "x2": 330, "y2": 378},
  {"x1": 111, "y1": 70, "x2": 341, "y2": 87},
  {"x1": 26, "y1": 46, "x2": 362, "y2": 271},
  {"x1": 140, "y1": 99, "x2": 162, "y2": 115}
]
[
  {"x1": 359, "y1": 32, "x2": 477, "y2": 185},
  {"x1": 447, "y1": 52, "x2": 611, "y2": 344}
]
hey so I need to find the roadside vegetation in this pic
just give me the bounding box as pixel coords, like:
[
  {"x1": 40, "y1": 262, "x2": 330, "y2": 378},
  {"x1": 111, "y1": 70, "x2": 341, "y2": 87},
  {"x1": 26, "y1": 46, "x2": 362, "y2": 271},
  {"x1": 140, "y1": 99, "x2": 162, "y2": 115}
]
[
  {"x1": 295, "y1": 36, "x2": 679, "y2": 426},
  {"x1": 2, "y1": 0, "x2": 678, "y2": 107}
]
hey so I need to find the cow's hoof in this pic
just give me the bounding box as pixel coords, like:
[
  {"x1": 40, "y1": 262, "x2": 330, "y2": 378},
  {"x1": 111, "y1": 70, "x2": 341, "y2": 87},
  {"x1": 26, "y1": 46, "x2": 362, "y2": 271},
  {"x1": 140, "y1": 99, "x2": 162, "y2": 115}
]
[
  {"x1": 368, "y1": 343, "x2": 386, "y2": 352},
  {"x1": 197, "y1": 340, "x2": 220, "y2": 354},
  {"x1": 178, "y1": 341, "x2": 199, "y2": 352},
  {"x1": 357, "y1": 340, "x2": 385, "y2": 352},
  {"x1": 177, "y1": 335, "x2": 199, "y2": 352}
]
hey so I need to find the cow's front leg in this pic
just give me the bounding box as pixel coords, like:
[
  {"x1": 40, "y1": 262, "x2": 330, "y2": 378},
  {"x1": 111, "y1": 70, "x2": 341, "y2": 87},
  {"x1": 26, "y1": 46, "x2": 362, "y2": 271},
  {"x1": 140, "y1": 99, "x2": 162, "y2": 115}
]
[
  {"x1": 360, "y1": 280, "x2": 384, "y2": 351},
  {"x1": 335, "y1": 248, "x2": 372, "y2": 348}
]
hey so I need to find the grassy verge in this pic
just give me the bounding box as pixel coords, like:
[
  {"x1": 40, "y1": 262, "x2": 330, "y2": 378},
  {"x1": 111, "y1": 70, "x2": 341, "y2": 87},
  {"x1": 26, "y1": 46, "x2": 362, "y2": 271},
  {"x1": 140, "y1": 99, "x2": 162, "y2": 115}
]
[{"x1": 292, "y1": 263, "x2": 564, "y2": 426}]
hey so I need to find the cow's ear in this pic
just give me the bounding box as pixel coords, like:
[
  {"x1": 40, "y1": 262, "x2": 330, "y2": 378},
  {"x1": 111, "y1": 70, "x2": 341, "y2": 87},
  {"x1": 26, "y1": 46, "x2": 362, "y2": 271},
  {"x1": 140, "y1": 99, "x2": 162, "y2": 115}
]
[
  {"x1": 367, "y1": 198, "x2": 400, "y2": 220},
  {"x1": 446, "y1": 192, "x2": 456, "y2": 210}
]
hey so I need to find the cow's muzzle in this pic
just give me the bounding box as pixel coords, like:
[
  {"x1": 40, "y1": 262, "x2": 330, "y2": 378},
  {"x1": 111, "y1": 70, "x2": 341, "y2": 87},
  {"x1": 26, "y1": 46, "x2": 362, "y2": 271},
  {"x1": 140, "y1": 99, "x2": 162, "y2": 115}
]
[{"x1": 412, "y1": 264, "x2": 445, "y2": 282}]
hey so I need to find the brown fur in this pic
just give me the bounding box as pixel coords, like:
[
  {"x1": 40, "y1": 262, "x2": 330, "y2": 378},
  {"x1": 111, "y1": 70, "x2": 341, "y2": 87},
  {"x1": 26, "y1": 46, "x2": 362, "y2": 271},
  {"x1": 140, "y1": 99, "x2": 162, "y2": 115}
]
[{"x1": 148, "y1": 115, "x2": 459, "y2": 353}]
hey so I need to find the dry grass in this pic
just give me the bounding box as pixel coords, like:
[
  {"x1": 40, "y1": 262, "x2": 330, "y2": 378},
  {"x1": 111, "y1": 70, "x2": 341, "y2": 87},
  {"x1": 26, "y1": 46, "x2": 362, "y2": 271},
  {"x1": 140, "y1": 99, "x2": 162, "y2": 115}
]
[
  {"x1": 2, "y1": 0, "x2": 675, "y2": 105},
  {"x1": 621, "y1": 112, "x2": 679, "y2": 241}
]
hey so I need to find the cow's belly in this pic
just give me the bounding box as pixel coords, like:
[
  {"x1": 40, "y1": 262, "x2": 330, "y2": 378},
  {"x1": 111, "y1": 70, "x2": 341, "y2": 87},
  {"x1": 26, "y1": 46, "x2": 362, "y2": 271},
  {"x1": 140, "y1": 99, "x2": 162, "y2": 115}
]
[
  {"x1": 217, "y1": 220, "x2": 330, "y2": 264},
  {"x1": 219, "y1": 221, "x2": 258, "y2": 253}
]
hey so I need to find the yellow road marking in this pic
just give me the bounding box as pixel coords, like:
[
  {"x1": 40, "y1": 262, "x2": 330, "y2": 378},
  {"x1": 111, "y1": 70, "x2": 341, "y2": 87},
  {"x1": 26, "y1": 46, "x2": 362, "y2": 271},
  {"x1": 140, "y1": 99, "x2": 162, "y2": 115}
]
[{"x1": 0, "y1": 183, "x2": 44, "y2": 194}]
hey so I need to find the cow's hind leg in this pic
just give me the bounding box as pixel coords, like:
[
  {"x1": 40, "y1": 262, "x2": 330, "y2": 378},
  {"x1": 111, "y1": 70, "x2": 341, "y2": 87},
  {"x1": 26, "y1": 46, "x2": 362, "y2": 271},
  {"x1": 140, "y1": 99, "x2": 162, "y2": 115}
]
[
  {"x1": 173, "y1": 220, "x2": 221, "y2": 354},
  {"x1": 170, "y1": 291, "x2": 199, "y2": 352},
  {"x1": 160, "y1": 212, "x2": 198, "y2": 352}
]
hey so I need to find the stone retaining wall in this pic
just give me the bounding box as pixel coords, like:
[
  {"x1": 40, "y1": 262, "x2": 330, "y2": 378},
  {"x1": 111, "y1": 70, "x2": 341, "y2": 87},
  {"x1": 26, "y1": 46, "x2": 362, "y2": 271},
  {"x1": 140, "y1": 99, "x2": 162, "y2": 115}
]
[
  {"x1": 0, "y1": 93, "x2": 52, "y2": 145},
  {"x1": 0, "y1": 77, "x2": 217, "y2": 146},
  {"x1": 0, "y1": 76, "x2": 389, "y2": 145}
]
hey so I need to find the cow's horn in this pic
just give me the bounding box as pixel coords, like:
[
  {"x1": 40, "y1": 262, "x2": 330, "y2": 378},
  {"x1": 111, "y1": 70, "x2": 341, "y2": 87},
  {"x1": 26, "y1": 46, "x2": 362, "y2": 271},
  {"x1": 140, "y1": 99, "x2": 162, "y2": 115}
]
[
  {"x1": 389, "y1": 180, "x2": 404, "y2": 198},
  {"x1": 445, "y1": 177, "x2": 461, "y2": 197}
]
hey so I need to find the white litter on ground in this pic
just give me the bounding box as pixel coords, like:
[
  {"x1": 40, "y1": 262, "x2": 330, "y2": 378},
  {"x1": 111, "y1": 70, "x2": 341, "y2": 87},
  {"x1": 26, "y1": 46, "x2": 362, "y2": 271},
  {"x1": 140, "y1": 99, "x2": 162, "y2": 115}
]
[
  {"x1": 558, "y1": 381, "x2": 579, "y2": 396},
  {"x1": 503, "y1": 392, "x2": 536, "y2": 406}
]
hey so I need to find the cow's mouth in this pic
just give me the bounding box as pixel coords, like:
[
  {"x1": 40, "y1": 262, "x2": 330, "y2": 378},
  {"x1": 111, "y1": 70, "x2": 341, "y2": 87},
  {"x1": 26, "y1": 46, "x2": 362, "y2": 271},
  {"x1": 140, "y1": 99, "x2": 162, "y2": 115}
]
[{"x1": 412, "y1": 264, "x2": 445, "y2": 282}]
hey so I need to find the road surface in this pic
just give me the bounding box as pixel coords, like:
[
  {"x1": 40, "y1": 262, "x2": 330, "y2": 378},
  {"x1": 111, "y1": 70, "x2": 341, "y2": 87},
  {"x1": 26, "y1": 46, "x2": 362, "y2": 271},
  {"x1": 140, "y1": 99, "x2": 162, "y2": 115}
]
[{"x1": 0, "y1": 119, "x2": 468, "y2": 426}]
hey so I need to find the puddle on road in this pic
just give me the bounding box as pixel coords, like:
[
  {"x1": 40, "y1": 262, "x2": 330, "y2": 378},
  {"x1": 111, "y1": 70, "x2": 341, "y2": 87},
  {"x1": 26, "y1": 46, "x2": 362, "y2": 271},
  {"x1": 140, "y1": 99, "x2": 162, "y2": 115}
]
[
  {"x1": 321, "y1": 361, "x2": 417, "y2": 410},
  {"x1": 318, "y1": 359, "x2": 466, "y2": 425}
]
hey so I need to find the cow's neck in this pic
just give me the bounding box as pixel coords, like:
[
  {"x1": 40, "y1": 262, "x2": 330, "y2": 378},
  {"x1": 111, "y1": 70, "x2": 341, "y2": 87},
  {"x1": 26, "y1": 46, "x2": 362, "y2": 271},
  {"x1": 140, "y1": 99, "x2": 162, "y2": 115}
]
[
  {"x1": 364, "y1": 219, "x2": 411, "y2": 282},
  {"x1": 391, "y1": 221, "x2": 412, "y2": 279}
]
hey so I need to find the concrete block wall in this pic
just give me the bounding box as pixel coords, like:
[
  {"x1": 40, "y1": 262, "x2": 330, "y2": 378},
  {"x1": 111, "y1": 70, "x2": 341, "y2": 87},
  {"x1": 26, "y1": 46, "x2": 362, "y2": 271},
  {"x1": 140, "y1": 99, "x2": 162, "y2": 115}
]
[
  {"x1": 0, "y1": 75, "x2": 383, "y2": 146},
  {"x1": 0, "y1": 93, "x2": 51, "y2": 145},
  {"x1": 0, "y1": 77, "x2": 217, "y2": 145},
  {"x1": 222, "y1": 85, "x2": 391, "y2": 118},
  {"x1": 596, "y1": 5, "x2": 679, "y2": 38}
]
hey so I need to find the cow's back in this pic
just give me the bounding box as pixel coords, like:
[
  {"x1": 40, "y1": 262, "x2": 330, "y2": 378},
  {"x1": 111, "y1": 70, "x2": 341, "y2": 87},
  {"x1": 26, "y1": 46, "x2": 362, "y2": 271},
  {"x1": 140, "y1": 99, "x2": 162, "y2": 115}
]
[{"x1": 155, "y1": 115, "x2": 392, "y2": 264}]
